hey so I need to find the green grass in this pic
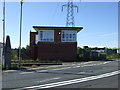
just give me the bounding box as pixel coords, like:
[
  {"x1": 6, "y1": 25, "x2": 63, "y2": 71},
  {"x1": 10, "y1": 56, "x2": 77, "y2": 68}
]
[
  {"x1": 12, "y1": 59, "x2": 63, "y2": 63},
  {"x1": 106, "y1": 54, "x2": 120, "y2": 59},
  {"x1": 3, "y1": 59, "x2": 63, "y2": 70},
  {"x1": 20, "y1": 65, "x2": 39, "y2": 69},
  {"x1": 2, "y1": 64, "x2": 40, "y2": 70}
]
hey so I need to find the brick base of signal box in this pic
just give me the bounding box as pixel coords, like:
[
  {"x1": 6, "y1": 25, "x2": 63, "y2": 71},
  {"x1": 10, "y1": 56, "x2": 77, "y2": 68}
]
[{"x1": 36, "y1": 42, "x2": 77, "y2": 61}]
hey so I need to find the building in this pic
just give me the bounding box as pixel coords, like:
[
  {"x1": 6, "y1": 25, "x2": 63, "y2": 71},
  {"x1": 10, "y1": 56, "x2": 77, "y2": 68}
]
[
  {"x1": 117, "y1": 49, "x2": 120, "y2": 54},
  {"x1": 91, "y1": 47, "x2": 106, "y2": 53},
  {"x1": 25, "y1": 26, "x2": 83, "y2": 61}
]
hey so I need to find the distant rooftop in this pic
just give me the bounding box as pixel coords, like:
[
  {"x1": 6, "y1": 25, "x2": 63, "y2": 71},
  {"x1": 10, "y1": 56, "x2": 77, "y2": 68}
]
[{"x1": 33, "y1": 26, "x2": 83, "y2": 32}]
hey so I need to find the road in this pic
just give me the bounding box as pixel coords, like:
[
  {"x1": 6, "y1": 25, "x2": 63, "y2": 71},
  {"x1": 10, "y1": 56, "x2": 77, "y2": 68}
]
[{"x1": 2, "y1": 60, "x2": 120, "y2": 89}]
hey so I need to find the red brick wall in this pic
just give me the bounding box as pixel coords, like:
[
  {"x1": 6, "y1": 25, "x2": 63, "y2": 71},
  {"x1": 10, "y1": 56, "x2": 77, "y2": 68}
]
[
  {"x1": 54, "y1": 29, "x2": 61, "y2": 42},
  {"x1": 30, "y1": 32, "x2": 37, "y2": 46},
  {"x1": 37, "y1": 42, "x2": 77, "y2": 61},
  {"x1": 29, "y1": 29, "x2": 78, "y2": 61}
]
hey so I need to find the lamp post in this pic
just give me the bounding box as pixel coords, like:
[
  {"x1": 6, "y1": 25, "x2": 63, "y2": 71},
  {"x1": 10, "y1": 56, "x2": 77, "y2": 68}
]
[
  {"x1": 18, "y1": 0, "x2": 24, "y2": 68},
  {"x1": 2, "y1": 0, "x2": 5, "y2": 68}
]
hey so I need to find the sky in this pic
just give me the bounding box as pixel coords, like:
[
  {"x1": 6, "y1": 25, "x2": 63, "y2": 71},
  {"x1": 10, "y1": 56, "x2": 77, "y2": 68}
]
[{"x1": 0, "y1": 1, "x2": 118, "y2": 48}]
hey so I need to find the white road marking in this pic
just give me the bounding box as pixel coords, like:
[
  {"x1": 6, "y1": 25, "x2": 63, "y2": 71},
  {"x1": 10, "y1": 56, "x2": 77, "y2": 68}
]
[
  {"x1": 83, "y1": 62, "x2": 93, "y2": 64},
  {"x1": 77, "y1": 72, "x2": 86, "y2": 74},
  {"x1": 18, "y1": 61, "x2": 112, "y2": 75},
  {"x1": 81, "y1": 61, "x2": 111, "y2": 67},
  {"x1": 103, "y1": 61, "x2": 111, "y2": 64},
  {"x1": 36, "y1": 77, "x2": 61, "y2": 83},
  {"x1": 52, "y1": 67, "x2": 71, "y2": 71},
  {"x1": 29, "y1": 65, "x2": 62, "y2": 70},
  {"x1": 49, "y1": 61, "x2": 111, "y2": 71},
  {"x1": 74, "y1": 66, "x2": 81, "y2": 68},
  {"x1": 3, "y1": 70, "x2": 17, "y2": 72},
  {"x1": 20, "y1": 72, "x2": 34, "y2": 74},
  {"x1": 37, "y1": 70, "x2": 48, "y2": 72},
  {"x1": 3, "y1": 61, "x2": 112, "y2": 73},
  {"x1": 19, "y1": 70, "x2": 120, "y2": 89}
]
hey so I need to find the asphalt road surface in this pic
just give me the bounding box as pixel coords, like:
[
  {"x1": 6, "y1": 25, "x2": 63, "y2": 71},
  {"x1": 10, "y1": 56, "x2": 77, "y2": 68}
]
[{"x1": 2, "y1": 60, "x2": 120, "y2": 89}]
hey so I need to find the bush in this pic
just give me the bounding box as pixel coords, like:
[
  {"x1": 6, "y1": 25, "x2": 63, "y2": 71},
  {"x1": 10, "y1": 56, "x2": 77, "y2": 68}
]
[
  {"x1": 36, "y1": 59, "x2": 63, "y2": 63},
  {"x1": 107, "y1": 54, "x2": 119, "y2": 59},
  {"x1": 31, "y1": 65, "x2": 38, "y2": 68}
]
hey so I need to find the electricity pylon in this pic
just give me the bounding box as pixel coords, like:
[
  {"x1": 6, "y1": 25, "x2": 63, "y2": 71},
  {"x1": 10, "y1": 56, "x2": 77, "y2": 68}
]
[{"x1": 62, "y1": 0, "x2": 79, "y2": 27}]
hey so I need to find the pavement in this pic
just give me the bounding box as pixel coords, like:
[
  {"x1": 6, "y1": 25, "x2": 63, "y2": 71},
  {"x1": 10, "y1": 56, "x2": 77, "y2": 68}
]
[
  {"x1": 2, "y1": 59, "x2": 120, "y2": 89},
  {"x1": 3, "y1": 60, "x2": 115, "y2": 72}
]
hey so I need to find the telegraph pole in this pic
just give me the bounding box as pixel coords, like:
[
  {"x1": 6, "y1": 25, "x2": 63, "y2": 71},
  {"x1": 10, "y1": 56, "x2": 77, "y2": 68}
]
[
  {"x1": 2, "y1": 0, "x2": 6, "y2": 68},
  {"x1": 62, "y1": 0, "x2": 79, "y2": 27},
  {"x1": 18, "y1": 0, "x2": 24, "y2": 68}
]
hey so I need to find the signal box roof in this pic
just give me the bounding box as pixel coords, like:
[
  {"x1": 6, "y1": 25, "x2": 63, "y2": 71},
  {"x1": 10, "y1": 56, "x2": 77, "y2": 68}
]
[{"x1": 33, "y1": 26, "x2": 83, "y2": 32}]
